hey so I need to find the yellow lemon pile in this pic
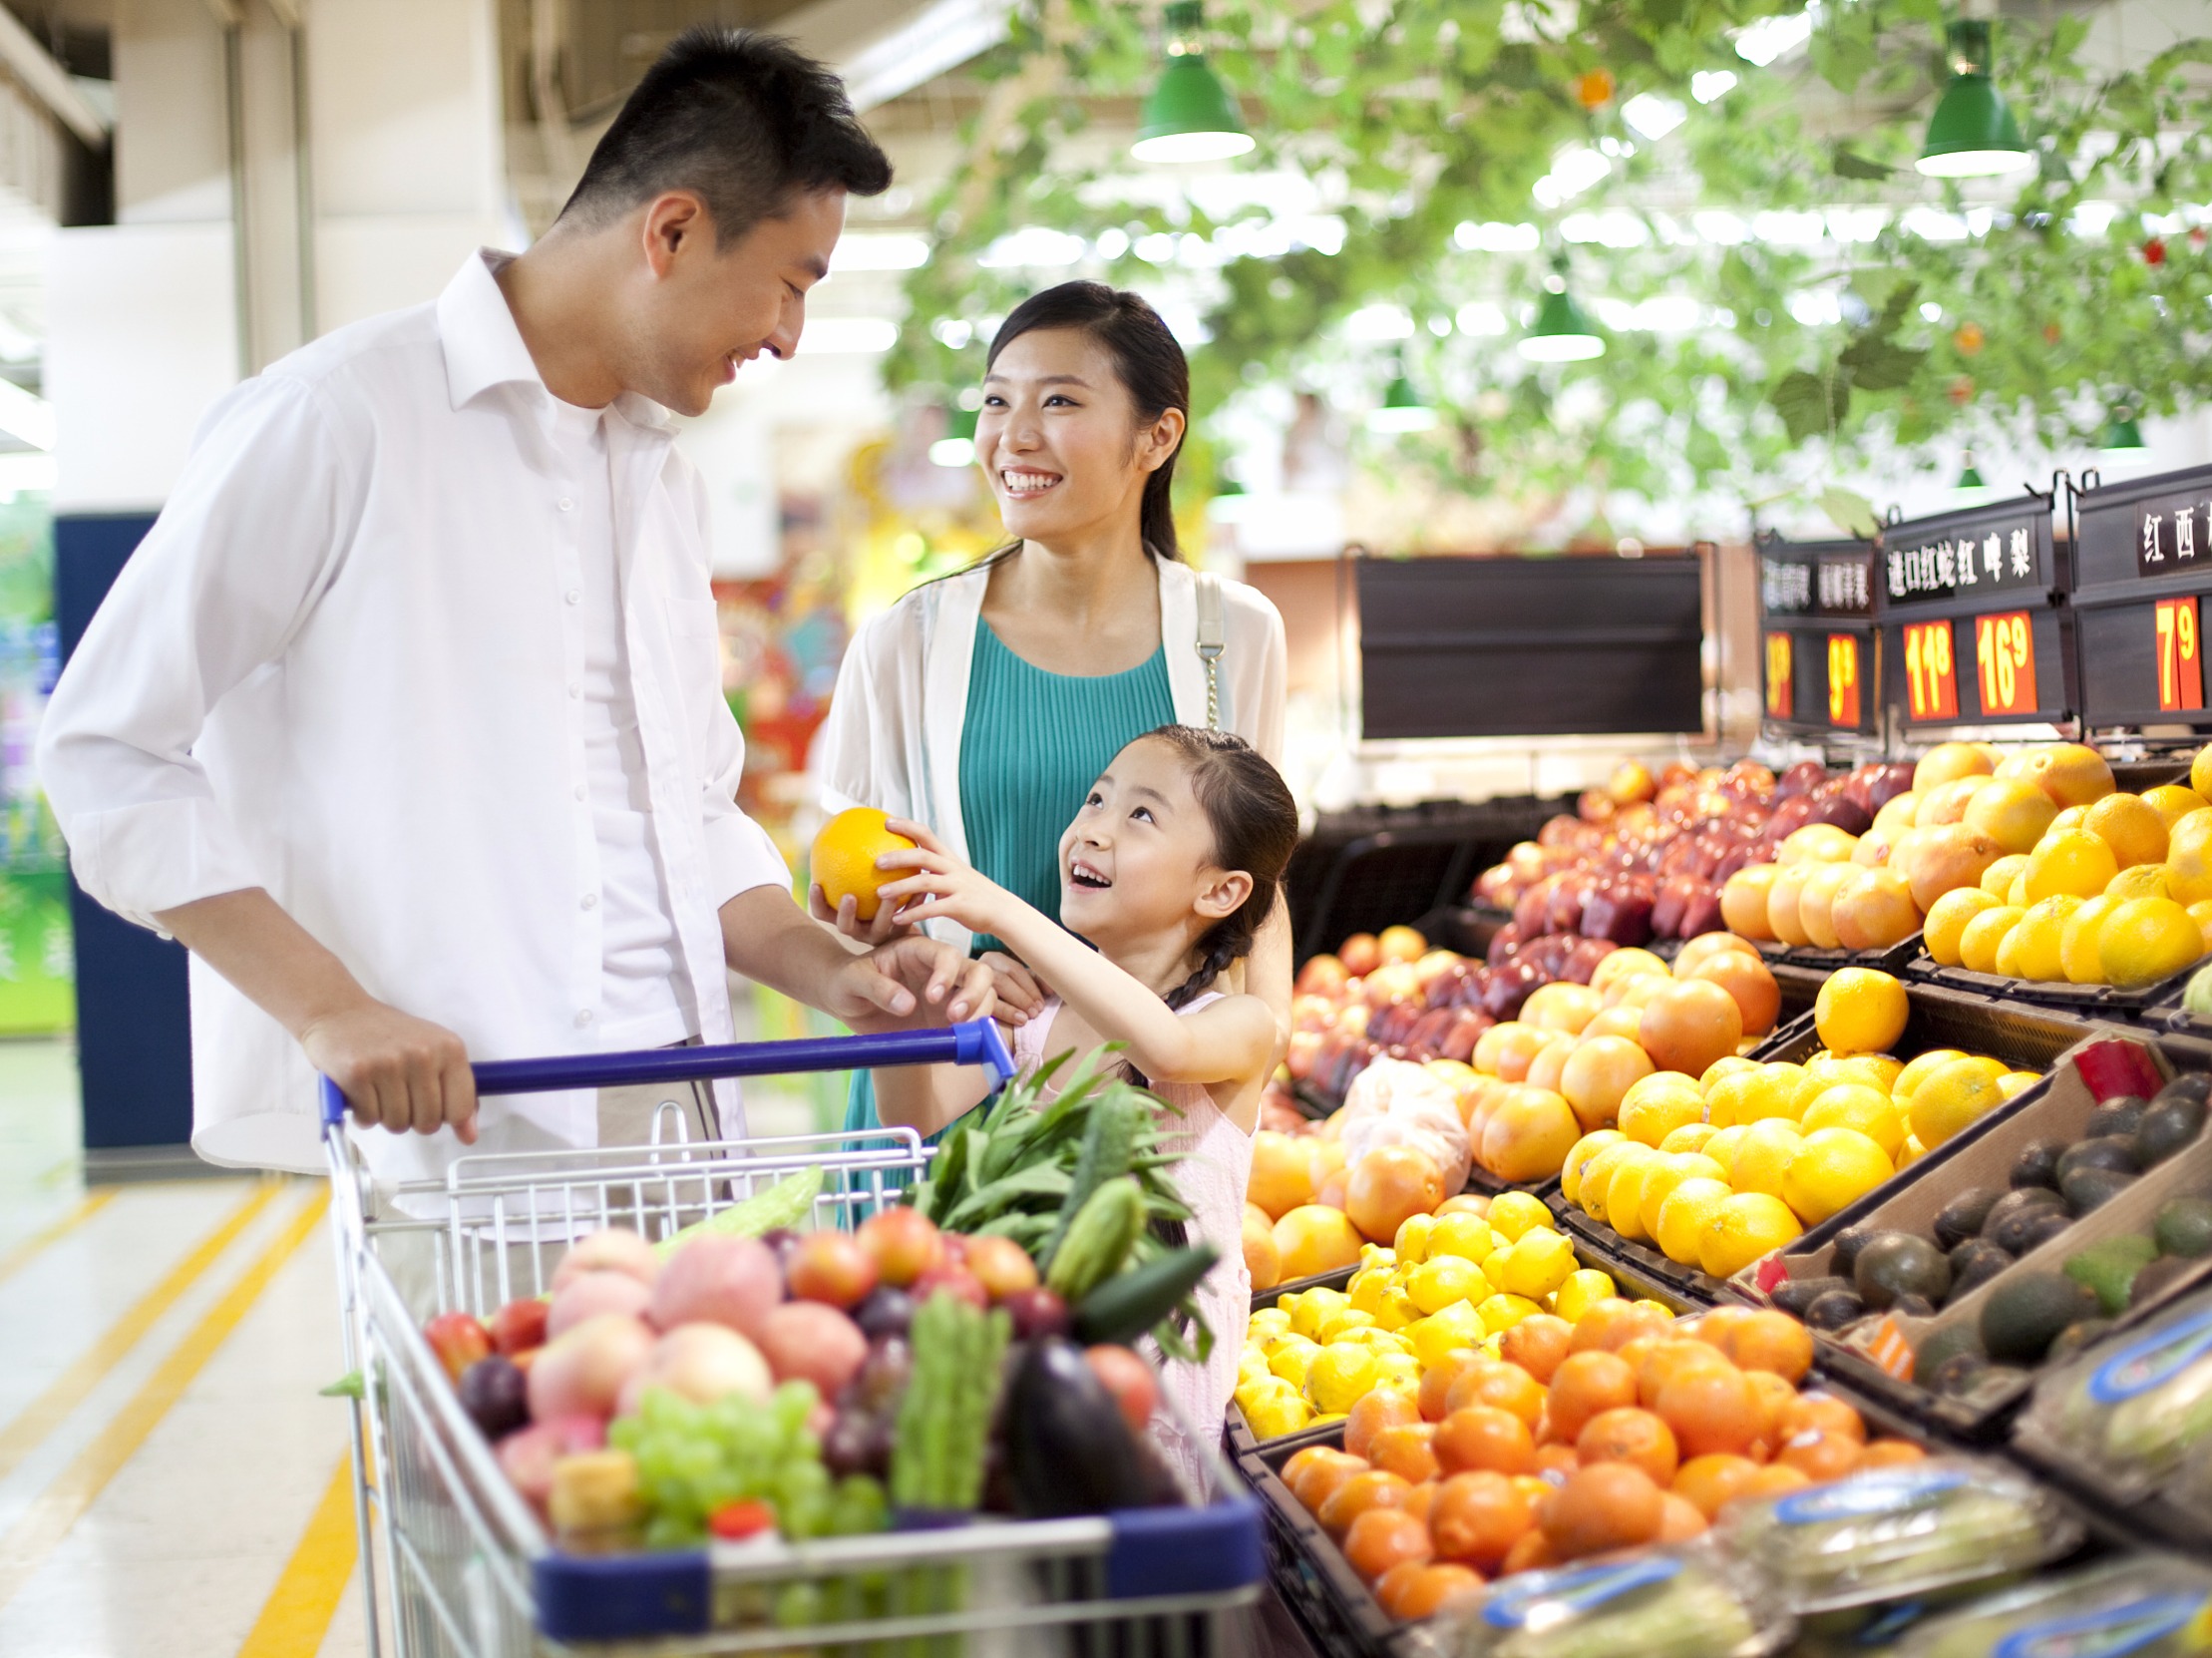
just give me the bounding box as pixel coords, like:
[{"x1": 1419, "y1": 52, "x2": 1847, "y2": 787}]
[
  {"x1": 1232, "y1": 1191, "x2": 1644, "y2": 1440},
  {"x1": 1908, "y1": 740, "x2": 2212, "y2": 989},
  {"x1": 1556, "y1": 973, "x2": 2036, "y2": 1283}
]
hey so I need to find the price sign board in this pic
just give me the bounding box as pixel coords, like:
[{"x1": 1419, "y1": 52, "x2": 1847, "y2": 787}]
[
  {"x1": 1876, "y1": 494, "x2": 2072, "y2": 729},
  {"x1": 1756, "y1": 534, "x2": 1878, "y2": 736},
  {"x1": 1827, "y1": 634, "x2": 1862, "y2": 727},
  {"x1": 1973, "y1": 611, "x2": 2039, "y2": 716},
  {"x1": 2076, "y1": 464, "x2": 2212, "y2": 730},
  {"x1": 1901, "y1": 620, "x2": 1959, "y2": 721}
]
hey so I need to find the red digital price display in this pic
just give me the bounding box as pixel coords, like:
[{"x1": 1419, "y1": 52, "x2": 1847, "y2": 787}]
[
  {"x1": 1765, "y1": 631, "x2": 1793, "y2": 720},
  {"x1": 2157, "y1": 597, "x2": 2204, "y2": 711},
  {"x1": 1827, "y1": 633, "x2": 1861, "y2": 728},
  {"x1": 1974, "y1": 611, "x2": 2038, "y2": 716},
  {"x1": 1901, "y1": 620, "x2": 1958, "y2": 721}
]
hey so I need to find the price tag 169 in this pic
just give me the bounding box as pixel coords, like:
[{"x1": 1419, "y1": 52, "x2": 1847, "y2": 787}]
[
  {"x1": 1764, "y1": 631, "x2": 1793, "y2": 720},
  {"x1": 1827, "y1": 633, "x2": 1861, "y2": 728},
  {"x1": 2157, "y1": 597, "x2": 2205, "y2": 712},
  {"x1": 1901, "y1": 620, "x2": 1959, "y2": 721},
  {"x1": 1973, "y1": 611, "x2": 2038, "y2": 716}
]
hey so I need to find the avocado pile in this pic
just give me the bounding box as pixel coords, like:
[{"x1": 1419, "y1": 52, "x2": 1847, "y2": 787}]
[{"x1": 1768, "y1": 1073, "x2": 2212, "y2": 1398}]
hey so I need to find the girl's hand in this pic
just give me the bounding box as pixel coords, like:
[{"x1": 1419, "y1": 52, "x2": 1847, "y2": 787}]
[
  {"x1": 978, "y1": 952, "x2": 1047, "y2": 1025},
  {"x1": 875, "y1": 821, "x2": 1020, "y2": 939},
  {"x1": 808, "y1": 881, "x2": 918, "y2": 946}
]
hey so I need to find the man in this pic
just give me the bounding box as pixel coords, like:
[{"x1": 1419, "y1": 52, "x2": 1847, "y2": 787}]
[{"x1": 39, "y1": 29, "x2": 986, "y2": 1186}]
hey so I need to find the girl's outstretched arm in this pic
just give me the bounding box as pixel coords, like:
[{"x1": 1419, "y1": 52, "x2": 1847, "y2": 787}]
[
  {"x1": 871, "y1": 1048, "x2": 999, "y2": 1139},
  {"x1": 874, "y1": 828, "x2": 1277, "y2": 1088}
]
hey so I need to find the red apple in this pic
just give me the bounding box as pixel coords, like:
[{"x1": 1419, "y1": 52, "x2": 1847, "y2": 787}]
[
  {"x1": 490, "y1": 1298, "x2": 551, "y2": 1357},
  {"x1": 856, "y1": 1207, "x2": 945, "y2": 1288},
  {"x1": 786, "y1": 1232, "x2": 879, "y2": 1310},
  {"x1": 424, "y1": 1311, "x2": 493, "y2": 1384}
]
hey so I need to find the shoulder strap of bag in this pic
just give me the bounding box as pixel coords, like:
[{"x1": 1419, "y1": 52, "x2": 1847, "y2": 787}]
[{"x1": 1194, "y1": 571, "x2": 1226, "y2": 731}]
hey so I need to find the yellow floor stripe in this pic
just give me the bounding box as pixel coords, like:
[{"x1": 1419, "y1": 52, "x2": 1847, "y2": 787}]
[
  {"x1": 0, "y1": 1186, "x2": 331, "y2": 1615},
  {"x1": 235, "y1": 1454, "x2": 358, "y2": 1658},
  {"x1": 0, "y1": 1190, "x2": 117, "y2": 1289},
  {"x1": 0, "y1": 1179, "x2": 286, "y2": 1483}
]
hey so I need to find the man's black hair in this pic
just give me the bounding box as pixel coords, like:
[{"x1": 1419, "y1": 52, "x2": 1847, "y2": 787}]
[{"x1": 559, "y1": 28, "x2": 892, "y2": 242}]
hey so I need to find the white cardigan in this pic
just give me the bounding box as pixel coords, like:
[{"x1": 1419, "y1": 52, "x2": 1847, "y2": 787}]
[{"x1": 818, "y1": 556, "x2": 1289, "y2": 956}]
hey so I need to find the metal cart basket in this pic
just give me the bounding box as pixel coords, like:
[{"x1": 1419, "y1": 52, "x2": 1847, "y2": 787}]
[{"x1": 321, "y1": 1021, "x2": 1266, "y2": 1656}]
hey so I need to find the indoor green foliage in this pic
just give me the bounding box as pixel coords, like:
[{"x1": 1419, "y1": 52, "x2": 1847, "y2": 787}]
[{"x1": 890, "y1": 0, "x2": 2212, "y2": 516}]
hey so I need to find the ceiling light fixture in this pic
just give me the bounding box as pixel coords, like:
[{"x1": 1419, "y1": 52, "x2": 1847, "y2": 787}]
[
  {"x1": 1132, "y1": 2, "x2": 1254, "y2": 164},
  {"x1": 1518, "y1": 257, "x2": 1606, "y2": 361},
  {"x1": 1917, "y1": 19, "x2": 2030, "y2": 178}
]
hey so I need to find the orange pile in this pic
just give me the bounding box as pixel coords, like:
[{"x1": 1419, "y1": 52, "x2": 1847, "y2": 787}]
[{"x1": 1280, "y1": 1300, "x2": 1921, "y2": 1622}]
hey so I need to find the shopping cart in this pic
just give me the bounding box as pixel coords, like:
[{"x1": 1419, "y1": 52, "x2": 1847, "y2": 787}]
[{"x1": 321, "y1": 1021, "x2": 1267, "y2": 1656}]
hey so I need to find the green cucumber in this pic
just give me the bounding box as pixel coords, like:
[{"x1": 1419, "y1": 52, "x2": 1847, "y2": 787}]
[
  {"x1": 1045, "y1": 1176, "x2": 1145, "y2": 1300},
  {"x1": 1073, "y1": 1244, "x2": 1220, "y2": 1346}
]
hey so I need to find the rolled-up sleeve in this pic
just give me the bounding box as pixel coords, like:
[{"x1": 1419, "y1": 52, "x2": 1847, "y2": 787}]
[{"x1": 38, "y1": 375, "x2": 353, "y2": 931}]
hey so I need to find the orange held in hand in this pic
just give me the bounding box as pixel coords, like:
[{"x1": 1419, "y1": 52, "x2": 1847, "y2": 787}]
[{"x1": 810, "y1": 808, "x2": 917, "y2": 923}]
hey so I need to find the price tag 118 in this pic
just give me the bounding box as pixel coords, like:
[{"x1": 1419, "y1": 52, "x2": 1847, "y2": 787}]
[
  {"x1": 2157, "y1": 597, "x2": 2205, "y2": 712},
  {"x1": 1973, "y1": 611, "x2": 2038, "y2": 716},
  {"x1": 1827, "y1": 633, "x2": 1861, "y2": 728},
  {"x1": 1902, "y1": 620, "x2": 1959, "y2": 721},
  {"x1": 1764, "y1": 631, "x2": 1793, "y2": 720}
]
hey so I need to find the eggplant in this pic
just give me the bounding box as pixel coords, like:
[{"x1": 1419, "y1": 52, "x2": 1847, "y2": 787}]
[{"x1": 1001, "y1": 1339, "x2": 1159, "y2": 1516}]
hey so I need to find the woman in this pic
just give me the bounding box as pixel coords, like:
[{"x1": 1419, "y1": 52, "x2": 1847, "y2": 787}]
[{"x1": 816, "y1": 280, "x2": 1290, "y2": 1137}]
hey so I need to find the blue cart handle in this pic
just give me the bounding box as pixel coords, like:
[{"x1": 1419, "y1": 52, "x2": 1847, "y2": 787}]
[{"x1": 319, "y1": 1019, "x2": 1015, "y2": 1128}]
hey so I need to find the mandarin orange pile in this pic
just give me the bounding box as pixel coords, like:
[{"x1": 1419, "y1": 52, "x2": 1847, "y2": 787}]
[{"x1": 1279, "y1": 1300, "x2": 1920, "y2": 1622}]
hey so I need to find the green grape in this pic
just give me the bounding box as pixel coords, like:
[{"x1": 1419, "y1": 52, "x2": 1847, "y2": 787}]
[
  {"x1": 829, "y1": 1474, "x2": 889, "y2": 1537},
  {"x1": 771, "y1": 1581, "x2": 823, "y2": 1629}
]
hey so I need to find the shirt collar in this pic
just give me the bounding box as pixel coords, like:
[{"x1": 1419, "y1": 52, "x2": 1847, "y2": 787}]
[{"x1": 436, "y1": 248, "x2": 675, "y2": 433}]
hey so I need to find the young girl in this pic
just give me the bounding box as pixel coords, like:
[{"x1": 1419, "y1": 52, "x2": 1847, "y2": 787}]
[{"x1": 869, "y1": 724, "x2": 1297, "y2": 1471}]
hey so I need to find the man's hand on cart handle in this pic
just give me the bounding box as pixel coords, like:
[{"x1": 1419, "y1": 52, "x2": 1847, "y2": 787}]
[{"x1": 300, "y1": 999, "x2": 479, "y2": 1142}]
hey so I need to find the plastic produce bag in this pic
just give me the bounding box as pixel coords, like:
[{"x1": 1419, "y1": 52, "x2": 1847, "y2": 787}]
[
  {"x1": 1426, "y1": 1543, "x2": 1789, "y2": 1658},
  {"x1": 2018, "y1": 1290, "x2": 2212, "y2": 1499},
  {"x1": 1891, "y1": 1554, "x2": 2212, "y2": 1658},
  {"x1": 1339, "y1": 1057, "x2": 1473, "y2": 1192},
  {"x1": 1711, "y1": 1457, "x2": 2077, "y2": 1614}
]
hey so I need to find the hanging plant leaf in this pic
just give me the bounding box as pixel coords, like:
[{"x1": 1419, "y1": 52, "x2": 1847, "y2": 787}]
[
  {"x1": 1818, "y1": 488, "x2": 1881, "y2": 540},
  {"x1": 1838, "y1": 333, "x2": 1928, "y2": 391},
  {"x1": 1832, "y1": 144, "x2": 1896, "y2": 180},
  {"x1": 1773, "y1": 370, "x2": 1849, "y2": 444}
]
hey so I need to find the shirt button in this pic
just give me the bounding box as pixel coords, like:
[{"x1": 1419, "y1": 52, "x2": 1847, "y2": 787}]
[
  {"x1": 557, "y1": 498, "x2": 574, "y2": 512},
  {"x1": 574, "y1": 784, "x2": 586, "y2": 801},
  {"x1": 564, "y1": 589, "x2": 580, "y2": 606},
  {"x1": 581, "y1": 893, "x2": 598, "y2": 910},
  {"x1": 574, "y1": 1010, "x2": 593, "y2": 1028},
  {"x1": 567, "y1": 682, "x2": 581, "y2": 698}
]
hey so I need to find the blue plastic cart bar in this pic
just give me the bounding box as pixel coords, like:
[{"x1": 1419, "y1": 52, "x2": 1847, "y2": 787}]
[{"x1": 320, "y1": 1018, "x2": 1015, "y2": 1127}]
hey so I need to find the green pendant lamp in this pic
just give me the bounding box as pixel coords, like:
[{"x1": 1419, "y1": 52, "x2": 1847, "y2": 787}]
[
  {"x1": 929, "y1": 405, "x2": 978, "y2": 468},
  {"x1": 2102, "y1": 405, "x2": 2148, "y2": 454},
  {"x1": 1368, "y1": 361, "x2": 1438, "y2": 433},
  {"x1": 1956, "y1": 452, "x2": 1986, "y2": 489},
  {"x1": 1133, "y1": 3, "x2": 1254, "y2": 164},
  {"x1": 1917, "y1": 19, "x2": 2030, "y2": 178},
  {"x1": 1518, "y1": 257, "x2": 1605, "y2": 361}
]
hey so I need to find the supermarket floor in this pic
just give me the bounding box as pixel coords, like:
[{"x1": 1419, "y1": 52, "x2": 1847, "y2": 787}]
[{"x1": 0, "y1": 1035, "x2": 1318, "y2": 1657}]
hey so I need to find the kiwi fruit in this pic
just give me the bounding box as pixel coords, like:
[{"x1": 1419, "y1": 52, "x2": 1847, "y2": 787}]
[
  {"x1": 2056, "y1": 1138, "x2": 2140, "y2": 1183},
  {"x1": 1981, "y1": 1271, "x2": 2100, "y2": 1364},
  {"x1": 1830, "y1": 1225, "x2": 1880, "y2": 1281},
  {"x1": 1856, "y1": 1232, "x2": 1952, "y2": 1311},
  {"x1": 1985, "y1": 1187, "x2": 2068, "y2": 1253},
  {"x1": 1947, "y1": 1238, "x2": 2013, "y2": 1301},
  {"x1": 2047, "y1": 1319, "x2": 2114, "y2": 1362},
  {"x1": 2010, "y1": 1140, "x2": 2064, "y2": 1190},
  {"x1": 1935, "y1": 1187, "x2": 2002, "y2": 1250},
  {"x1": 2131, "y1": 1255, "x2": 2198, "y2": 1309},
  {"x1": 2135, "y1": 1097, "x2": 2208, "y2": 1167},
  {"x1": 2060, "y1": 1165, "x2": 2137, "y2": 1215},
  {"x1": 1805, "y1": 1289, "x2": 1866, "y2": 1331},
  {"x1": 2084, "y1": 1097, "x2": 2148, "y2": 1141},
  {"x1": 1773, "y1": 1275, "x2": 1852, "y2": 1318},
  {"x1": 2154, "y1": 1195, "x2": 2212, "y2": 1259}
]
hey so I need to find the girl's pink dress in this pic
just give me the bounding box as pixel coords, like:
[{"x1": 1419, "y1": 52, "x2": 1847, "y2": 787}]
[{"x1": 1010, "y1": 994, "x2": 1253, "y2": 1485}]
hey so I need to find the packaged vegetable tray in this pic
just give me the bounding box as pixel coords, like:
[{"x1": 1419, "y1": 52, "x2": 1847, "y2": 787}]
[
  {"x1": 1890, "y1": 1554, "x2": 2212, "y2": 1658},
  {"x1": 1430, "y1": 1542, "x2": 1788, "y2": 1658},
  {"x1": 2015, "y1": 1286, "x2": 2212, "y2": 1501},
  {"x1": 1709, "y1": 1456, "x2": 2077, "y2": 1614}
]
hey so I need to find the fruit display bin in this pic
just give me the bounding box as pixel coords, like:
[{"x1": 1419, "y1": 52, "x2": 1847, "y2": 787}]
[
  {"x1": 1754, "y1": 935, "x2": 1923, "y2": 977},
  {"x1": 1555, "y1": 987, "x2": 2094, "y2": 1309},
  {"x1": 1900, "y1": 949, "x2": 2209, "y2": 1019},
  {"x1": 1727, "y1": 1030, "x2": 2212, "y2": 1444},
  {"x1": 319, "y1": 1024, "x2": 1267, "y2": 1654},
  {"x1": 1233, "y1": 1358, "x2": 1972, "y2": 1658}
]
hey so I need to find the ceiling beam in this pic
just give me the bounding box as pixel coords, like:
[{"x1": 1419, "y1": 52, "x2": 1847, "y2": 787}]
[
  {"x1": 0, "y1": 3, "x2": 111, "y2": 147},
  {"x1": 776, "y1": 0, "x2": 1015, "y2": 112}
]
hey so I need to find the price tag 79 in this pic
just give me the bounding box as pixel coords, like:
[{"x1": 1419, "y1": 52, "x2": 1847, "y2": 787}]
[
  {"x1": 1764, "y1": 631, "x2": 1793, "y2": 720},
  {"x1": 2157, "y1": 597, "x2": 2204, "y2": 712}
]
